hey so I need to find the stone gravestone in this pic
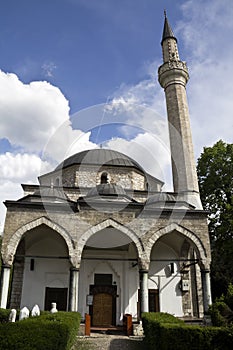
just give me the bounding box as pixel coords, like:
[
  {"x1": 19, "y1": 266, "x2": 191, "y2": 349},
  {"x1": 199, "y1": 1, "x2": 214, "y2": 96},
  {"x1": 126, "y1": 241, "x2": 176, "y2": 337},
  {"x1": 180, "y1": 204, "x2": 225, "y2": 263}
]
[
  {"x1": 50, "y1": 302, "x2": 58, "y2": 313},
  {"x1": 8, "y1": 309, "x2": 17, "y2": 322},
  {"x1": 31, "y1": 304, "x2": 40, "y2": 317},
  {"x1": 19, "y1": 306, "x2": 29, "y2": 321}
]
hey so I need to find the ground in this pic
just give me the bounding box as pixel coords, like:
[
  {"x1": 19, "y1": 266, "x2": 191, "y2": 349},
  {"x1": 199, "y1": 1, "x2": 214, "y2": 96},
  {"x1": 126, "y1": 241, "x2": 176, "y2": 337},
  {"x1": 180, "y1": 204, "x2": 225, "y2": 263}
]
[{"x1": 72, "y1": 335, "x2": 146, "y2": 350}]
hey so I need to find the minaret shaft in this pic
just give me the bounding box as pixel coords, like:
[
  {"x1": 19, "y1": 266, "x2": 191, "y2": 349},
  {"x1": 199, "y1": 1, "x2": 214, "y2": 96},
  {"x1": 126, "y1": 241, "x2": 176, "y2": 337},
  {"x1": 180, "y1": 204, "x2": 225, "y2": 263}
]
[
  {"x1": 159, "y1": 17, "x2": 202, "y2": 209},
  {"x1": 165, "y1": 83, "x2": 199, "y2": 194}
]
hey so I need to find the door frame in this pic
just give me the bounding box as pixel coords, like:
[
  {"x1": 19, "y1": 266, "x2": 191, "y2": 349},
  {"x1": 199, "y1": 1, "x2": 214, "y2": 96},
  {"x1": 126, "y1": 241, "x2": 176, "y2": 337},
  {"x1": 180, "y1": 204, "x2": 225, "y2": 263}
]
[{"x1": 89, "y1": 285, "x2": 117, "y2": 326}]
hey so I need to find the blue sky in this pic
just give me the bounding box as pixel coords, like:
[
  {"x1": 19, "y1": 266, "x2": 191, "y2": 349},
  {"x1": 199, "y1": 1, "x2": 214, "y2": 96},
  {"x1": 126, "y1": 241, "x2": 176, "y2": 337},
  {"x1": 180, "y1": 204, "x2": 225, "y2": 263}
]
[
  {"x1": 0, "y1": 0, "x2": 182, "y2": 113},
  {"x1": 0, "y1": 0, "x2": 233, "y2": 230}
]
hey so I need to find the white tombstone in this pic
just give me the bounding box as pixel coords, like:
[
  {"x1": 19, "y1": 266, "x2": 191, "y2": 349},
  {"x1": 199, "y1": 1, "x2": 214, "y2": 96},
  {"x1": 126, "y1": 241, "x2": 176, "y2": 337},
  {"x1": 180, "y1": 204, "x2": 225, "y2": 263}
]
[
  {"x1": 19, "y1": 306, "x2": 29, "y2": 321},
  {"x1": 31, "y1": 304, "x2": 40, "y2": 317},
  {"x1": 50, "y1": 302, "x2": 58, "y2": 313},
  {"x1": 9, "y1": 309, "x2": 17, "y2": 322}
]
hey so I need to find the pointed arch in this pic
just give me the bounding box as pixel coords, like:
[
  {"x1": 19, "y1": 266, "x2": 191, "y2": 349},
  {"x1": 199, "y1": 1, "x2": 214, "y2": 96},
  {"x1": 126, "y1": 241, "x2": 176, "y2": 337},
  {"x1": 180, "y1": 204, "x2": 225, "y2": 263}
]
[
  {"x1": 2, "y1": 216, "x2": 75, "y2": 265},
  {"x1": 147, "y1": 223, "x2": 208, "y2": 266},
  {"x1": 77, "y1": 218, "x2": 144, "y2": 260}
]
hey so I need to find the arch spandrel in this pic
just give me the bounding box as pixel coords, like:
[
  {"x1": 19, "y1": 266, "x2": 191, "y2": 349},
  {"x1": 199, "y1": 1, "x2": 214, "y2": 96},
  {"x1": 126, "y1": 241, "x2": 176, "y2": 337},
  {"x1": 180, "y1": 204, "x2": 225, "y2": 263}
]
[
  {"x1": 147, "y1": 223, "x2": 210, "y2": 269},
  {"x1": 1, "y1": 216, "x2": 76, "y2": 266}
]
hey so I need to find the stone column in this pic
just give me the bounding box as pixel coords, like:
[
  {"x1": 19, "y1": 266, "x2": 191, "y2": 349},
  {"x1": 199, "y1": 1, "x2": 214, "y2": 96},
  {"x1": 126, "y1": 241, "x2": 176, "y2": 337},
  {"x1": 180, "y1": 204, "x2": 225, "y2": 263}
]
[
  {"x1": 0, "y1": 264, "x2": 11, "y2": 309},
  {"x1": 202, "y1": 269, "x2": 212, "y2": 313},
  {"x1": 140, "y1": 270, "x2": 149, "y2": 313},
  {"x1": 69, "y1": 267, "x2": 79, "y2": 312}
]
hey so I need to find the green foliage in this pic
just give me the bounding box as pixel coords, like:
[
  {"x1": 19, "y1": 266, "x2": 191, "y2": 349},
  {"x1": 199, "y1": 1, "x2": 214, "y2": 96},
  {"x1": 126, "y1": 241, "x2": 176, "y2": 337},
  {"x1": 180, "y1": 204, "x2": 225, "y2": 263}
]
[
  {"x1": 0, "y1": 308, "x2": 11, "y2": 323},
  {"x1": 0, "y1": 311, "x2": 81, "y2": 350},
  {"x1": 209, "y1": 301, "x2": 232, "y2": 327},
  {"x1": 197, "y1": 140, "x2": 233, "y2": 297},
  {"x1": 142, "y1": 312, "x2": 233, "y2": 350},
  {"x1": 225, "y1": 283, "x2": 233, "y2": 310},
  {"x1": 197, "y1": 140, "x2": 233, "y2": 235},
  {"x1": 142, "y1": 312, "x2": 184, "y2": 324},
  {"x1": 209, "y1": 284, "x2": 233, "y2": 326}
]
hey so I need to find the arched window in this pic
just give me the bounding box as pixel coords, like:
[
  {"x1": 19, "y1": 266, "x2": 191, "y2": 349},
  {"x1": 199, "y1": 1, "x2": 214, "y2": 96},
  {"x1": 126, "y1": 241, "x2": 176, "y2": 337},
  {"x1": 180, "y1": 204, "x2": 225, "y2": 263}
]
[
  {"x1": 100, "y1": 172, "x2": 109, "y2": 184},
  {"x1": 55, "y1": 178, "x2": 60, "y2": 187}
]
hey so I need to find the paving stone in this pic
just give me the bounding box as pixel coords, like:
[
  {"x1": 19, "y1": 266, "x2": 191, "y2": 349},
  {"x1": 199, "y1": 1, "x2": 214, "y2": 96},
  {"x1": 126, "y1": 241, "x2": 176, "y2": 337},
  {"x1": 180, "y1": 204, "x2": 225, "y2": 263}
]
[{"x1": 73, "y1": 334, "x2": 146, "y2": 350}]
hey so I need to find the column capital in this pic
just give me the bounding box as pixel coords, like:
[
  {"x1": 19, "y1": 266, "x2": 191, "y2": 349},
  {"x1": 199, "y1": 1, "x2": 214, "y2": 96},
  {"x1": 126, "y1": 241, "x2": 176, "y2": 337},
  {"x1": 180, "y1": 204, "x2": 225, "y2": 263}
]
[
  {"x1": 70, "y1": 267, "x2": 80, "y2": 272},
  {"x1": 1, "y1": 263, "x2": 11, "y2": 269},
  {"x1": 138, "y1": 258, "x2": 150, "y2": 270}
]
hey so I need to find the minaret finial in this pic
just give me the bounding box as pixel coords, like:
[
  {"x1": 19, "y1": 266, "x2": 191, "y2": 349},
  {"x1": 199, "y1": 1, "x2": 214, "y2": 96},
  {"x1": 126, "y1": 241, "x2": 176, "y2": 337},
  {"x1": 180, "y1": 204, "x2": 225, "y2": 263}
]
[{"x1": 161, "y1": 12, "x2": 177, "y2": 45}]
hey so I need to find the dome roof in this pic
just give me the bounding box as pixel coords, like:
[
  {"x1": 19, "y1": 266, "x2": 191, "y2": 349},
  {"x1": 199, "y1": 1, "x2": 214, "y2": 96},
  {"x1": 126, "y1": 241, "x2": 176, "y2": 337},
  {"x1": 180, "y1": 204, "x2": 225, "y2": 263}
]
[
  {"x1": 86, "y1": 183, "x2": 127, "y2": 198},
  {"x1": 55, "y1": 148, "x2": 144, "y2": 172}
]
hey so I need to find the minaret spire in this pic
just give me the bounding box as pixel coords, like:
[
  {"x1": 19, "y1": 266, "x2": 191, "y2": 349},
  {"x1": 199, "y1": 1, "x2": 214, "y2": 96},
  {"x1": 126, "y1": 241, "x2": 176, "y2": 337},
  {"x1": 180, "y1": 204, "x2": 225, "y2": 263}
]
[
  {"x1": 158, "y1": 13, "x2": 202, "y2": 209},
  {"x1": 161, "y1": 10, "x2": 177, "y2": 45}
]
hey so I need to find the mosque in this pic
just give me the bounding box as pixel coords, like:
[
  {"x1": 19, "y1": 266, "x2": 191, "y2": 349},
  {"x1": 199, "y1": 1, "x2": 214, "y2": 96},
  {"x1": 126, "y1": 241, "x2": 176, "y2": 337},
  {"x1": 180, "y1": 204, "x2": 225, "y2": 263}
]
[{"x1": 0, "y1": 15, "x2": 211, "y2": 326}]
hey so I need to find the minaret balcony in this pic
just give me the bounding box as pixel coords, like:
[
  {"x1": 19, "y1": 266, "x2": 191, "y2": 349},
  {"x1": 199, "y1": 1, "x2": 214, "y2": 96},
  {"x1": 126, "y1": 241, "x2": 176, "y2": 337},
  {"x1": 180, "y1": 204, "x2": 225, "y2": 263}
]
[{"x1": 158, "y1": 60, "x2": 189, "y2": 88}]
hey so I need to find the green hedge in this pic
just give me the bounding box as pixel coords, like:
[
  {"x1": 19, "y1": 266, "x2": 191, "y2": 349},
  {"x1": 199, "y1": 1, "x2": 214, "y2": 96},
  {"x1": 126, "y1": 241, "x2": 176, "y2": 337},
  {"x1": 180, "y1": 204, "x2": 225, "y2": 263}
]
[
  {"x1": 209, "y1": 301, "x2": 233, "y2": 326},
  {"x1": 142, "y1": 312, "x2": 233, "y2": 350},
  {"x1": 0, "y1": 308, "x2": 11, "y2": 323},
  {"x1": 0, "y1": 311, "x2": 81, "y2": 350}
]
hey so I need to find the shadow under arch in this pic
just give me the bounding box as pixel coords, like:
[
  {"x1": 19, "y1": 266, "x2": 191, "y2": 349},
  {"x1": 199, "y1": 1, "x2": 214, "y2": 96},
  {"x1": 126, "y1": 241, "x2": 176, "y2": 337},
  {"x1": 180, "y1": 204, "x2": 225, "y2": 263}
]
[
  {"x1": 147, "y1": 223, "x2": 208, "y2": 268},
  {"x1": 77, "y1": 218, "x2": 145, "y2": 261},
  {"x1": 2, "y1": 216, "x2": 75, "y2": 266}
]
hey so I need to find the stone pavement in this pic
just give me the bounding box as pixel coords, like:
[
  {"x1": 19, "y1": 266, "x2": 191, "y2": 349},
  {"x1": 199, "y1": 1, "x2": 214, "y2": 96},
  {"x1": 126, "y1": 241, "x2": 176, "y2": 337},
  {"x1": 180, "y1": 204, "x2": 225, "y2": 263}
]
[{"x1": 73, "y1": 333, "x2": 146, "y2": 350}]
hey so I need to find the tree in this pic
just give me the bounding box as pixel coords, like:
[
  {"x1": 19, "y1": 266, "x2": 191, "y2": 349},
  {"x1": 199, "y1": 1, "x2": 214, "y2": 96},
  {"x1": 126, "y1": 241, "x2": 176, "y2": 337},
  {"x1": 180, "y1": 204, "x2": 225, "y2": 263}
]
[{"x1": 197, "y1": 140, "x2": 233, "y2": 299}]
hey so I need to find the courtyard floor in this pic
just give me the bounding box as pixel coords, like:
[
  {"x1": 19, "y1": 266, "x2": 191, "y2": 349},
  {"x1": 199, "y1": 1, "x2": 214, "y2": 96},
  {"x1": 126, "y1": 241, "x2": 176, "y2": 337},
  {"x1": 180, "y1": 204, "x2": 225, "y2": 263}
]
[{"x1": 72, "y1": 334, "x2": 146, "y2": 350}]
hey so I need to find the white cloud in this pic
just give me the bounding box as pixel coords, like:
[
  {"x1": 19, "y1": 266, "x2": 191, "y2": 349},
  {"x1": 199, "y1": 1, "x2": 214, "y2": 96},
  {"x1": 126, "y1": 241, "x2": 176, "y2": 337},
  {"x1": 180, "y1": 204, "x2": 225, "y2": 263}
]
[
  {"x1": 106, "y1": 132, "x2": 172, "y2": 191},
  {"x1": 0, "y1": 70, "x2": 70, "y2": 152},
  {"x1": 0, "y1": 152, "x2": 49, "y2": 183},
  {"x1": 40, "y1": 121, "x2": 97, "y2": 173},
  {"x1": 176, "y1": 0, "x2": 233, "y2": 156},
  {"x1": 41, "y1": 62, "x2": 57, "y2": 78},
  {"x1": 105, "y1": 0, "x2": 233, "y2": 164},
  {"x1": 106, "y1": 59, "x2": 166, "y2": 120},
  {"x1": 0, "y1": 152, "x2": 51, "y2": 233},
  {"x1": 0, "y1": 71, "x2": 98, "y2": 232}
]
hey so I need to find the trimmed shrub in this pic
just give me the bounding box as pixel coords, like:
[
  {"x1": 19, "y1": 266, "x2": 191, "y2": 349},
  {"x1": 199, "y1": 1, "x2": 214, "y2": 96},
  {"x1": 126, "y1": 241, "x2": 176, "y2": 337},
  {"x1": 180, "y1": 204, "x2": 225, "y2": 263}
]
[
  {"x1": 0, "y1": 311, "x2": 81, "y2": 350},
  {"x1": 142, "y1": 312, "x2": 233, "y2": 350},
  {"x1": 142, "y1": 312, "x2": 185, "y2": 350},
  {"x1": 0, "y1": 308, "x2": 11, "y2": 323},
  {"x1": 209, "y1": 301, "x2": 233, "y2": 326}
]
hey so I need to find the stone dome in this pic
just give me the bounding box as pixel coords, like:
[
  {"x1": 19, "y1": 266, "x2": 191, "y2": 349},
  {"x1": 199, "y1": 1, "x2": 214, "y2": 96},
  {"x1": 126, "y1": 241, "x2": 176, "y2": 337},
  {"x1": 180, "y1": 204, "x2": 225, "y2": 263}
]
[
  {"x1": 55, "y1": 148, "x2": 144, "y2": 172},
  {"x1": 86, "y1": 183, "x2": 127, "y2": 198}
]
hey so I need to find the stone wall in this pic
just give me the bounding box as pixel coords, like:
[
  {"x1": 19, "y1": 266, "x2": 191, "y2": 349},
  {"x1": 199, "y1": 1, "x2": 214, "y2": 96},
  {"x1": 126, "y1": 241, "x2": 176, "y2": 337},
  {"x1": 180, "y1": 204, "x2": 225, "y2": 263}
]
[
  {"x1": 2, "y1": 202, "x2": 210, "y2": 268},
  {"x1": 39, "y1": 164, "x2": 159, "y2": 192}
]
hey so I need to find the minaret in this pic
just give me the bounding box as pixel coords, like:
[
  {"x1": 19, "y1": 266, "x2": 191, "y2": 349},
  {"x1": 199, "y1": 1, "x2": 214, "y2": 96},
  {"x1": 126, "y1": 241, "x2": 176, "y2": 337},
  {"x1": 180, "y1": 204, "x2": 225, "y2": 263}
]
[{"x1": 158, "y1": 12, "x2": 202, "y2": 209}]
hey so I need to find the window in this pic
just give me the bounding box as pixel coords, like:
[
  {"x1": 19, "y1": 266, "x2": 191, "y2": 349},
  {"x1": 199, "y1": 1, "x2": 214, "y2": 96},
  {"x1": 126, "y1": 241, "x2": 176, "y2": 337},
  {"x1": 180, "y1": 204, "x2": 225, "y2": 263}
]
[
  {"x1": 100, "y1": 172, "x2": 109, "y2": 184},
  {"x1": 138, "y1": 289, "x2": 160, "y2": 315},
  {"x1": 94, "y1": 274, "x2": 112, "y2": 286}
]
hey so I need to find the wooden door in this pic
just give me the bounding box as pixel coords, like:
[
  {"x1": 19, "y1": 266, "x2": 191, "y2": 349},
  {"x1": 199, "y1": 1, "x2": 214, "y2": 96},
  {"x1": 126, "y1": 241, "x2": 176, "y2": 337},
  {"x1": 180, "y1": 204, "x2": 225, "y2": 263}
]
[{"x1": 92, "y1": 293, "x2": 113, "y2": 326}]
